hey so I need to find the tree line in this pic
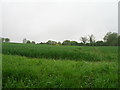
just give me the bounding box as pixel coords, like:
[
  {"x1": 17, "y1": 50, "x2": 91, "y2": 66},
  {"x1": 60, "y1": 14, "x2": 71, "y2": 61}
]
[
  {"x1": 1, "y1": 32, "x2": 120, "y2": 46},
  {"x1": 1, "y1": 38, "x2": 10, "y2": 42}
]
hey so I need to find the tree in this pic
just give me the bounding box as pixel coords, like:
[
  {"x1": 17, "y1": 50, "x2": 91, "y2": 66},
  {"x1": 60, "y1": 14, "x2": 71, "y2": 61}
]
[
  {"x1": 89, "y1": 34, "x2": 95, "y2": 46},
  {"x1": 27, "y1": 40, "x2": 31, "y2": 43},
  {"x1": 46, "y1": 40, "x2": 52, "y2": 44},
  {"x1": 58, "y1": 42, "x2": 61, "y2": 45},
  {"x1": 46, "y1": 40, "x2": 57, "y2": 45},
  {"x1": 62, "y1": 40, "x2": 71, "y2": 45},
  {"x1": 80, "y1": 37, "x2": 88, "y2": 44},
  {"x1": 78, "y1": 43, "x2": 84, "y2": 46},
  {"x1": 5, "y1": 38, "x2": 10, "y2": 42},
  {"x1": 104, "y1": 32, "x2": 118, "y2": 46},
  {"x1": 40, "y1": 42, "x2": 43, "y2": 44},
  {"x1": 95, "y1": 41, "x2": 104, "y2": 46},
  {"x1": 103, "y1": 32, "x2": 112, "y2": 42},
  {"x1": 118, "y1": 35, "x2": 120, "y2": 46},
  {"x1": 39, "y1": 42, "x2": 46, "y2": 44},
  {"x1": 48, "y1": 40, "x2": 52, "y2": 45},
  {"x1": 86, "y1": 43, "x2": 90, "y2": 46},
  {"x1": 51, "y1": 41, "x2": 57, "y2": 45},
  {"x1": 31, "y1": 41, "x2": 35, "y2": 44},
  {"x1": 70, "y1": 41, "x2": 78, "y2": 46},
  {"x1": 1, "y1": 38, "x2": 4, "y2": 42}
]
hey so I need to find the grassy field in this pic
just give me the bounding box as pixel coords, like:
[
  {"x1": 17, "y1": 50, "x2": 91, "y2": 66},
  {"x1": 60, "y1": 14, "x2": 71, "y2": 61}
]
[
  {"x1": 2, "y1": 43, "x2": 118, "y2": 88},
  {"x1": 2, "y1": 43, "x2": 118, "y2": 61}
]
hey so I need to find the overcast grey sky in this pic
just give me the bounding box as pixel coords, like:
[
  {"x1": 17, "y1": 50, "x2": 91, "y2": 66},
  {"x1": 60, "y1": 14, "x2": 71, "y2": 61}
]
[{"x1": 1, "y1": 0, "x2": 119, "y2": 43}]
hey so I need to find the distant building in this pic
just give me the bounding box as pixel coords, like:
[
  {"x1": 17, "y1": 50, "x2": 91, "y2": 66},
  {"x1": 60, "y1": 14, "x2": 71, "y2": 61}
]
[{"x1": 23, "y1": 38, "x2": 27, "y2": 43}]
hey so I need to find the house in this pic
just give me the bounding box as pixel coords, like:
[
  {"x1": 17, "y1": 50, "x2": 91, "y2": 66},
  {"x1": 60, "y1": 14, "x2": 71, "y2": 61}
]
[{"x1": 23, "y1": 38, "x2": 27, "y2": 43}]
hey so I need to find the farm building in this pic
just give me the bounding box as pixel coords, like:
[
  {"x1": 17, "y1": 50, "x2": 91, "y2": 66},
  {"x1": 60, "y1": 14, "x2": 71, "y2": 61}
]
[{"x1": 23, "y1": 38, "x2": 27, "y2": 43}]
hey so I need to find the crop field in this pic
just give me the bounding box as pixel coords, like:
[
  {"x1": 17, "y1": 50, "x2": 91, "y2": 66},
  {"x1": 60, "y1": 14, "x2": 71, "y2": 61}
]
[
  {"x1": 2, "y1": 43, "x2": 118, "y2": 61},
  {"x1": 2, "y1": 43, "x2": 119, "y2": 88}
]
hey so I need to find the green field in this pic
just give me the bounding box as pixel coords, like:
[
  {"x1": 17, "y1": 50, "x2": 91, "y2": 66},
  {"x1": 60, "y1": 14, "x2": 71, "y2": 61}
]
[{"x1": 2, "y1": 43, "x2": 118, "y2": 88}]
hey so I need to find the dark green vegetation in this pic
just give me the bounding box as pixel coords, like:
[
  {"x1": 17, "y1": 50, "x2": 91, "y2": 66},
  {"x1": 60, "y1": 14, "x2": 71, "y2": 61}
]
[
  {"x1": 2, "y1": 43, "x2": 118, "y2": 88},
  {"x1": 1, "y1": 32, "x2": 120, "y2": 46},
  {"x1": 2, "y1": 43, "x2": 118, "y2": 61}
]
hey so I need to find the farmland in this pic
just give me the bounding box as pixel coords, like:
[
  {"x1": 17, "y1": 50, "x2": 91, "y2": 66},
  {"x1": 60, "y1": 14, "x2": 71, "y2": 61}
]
[
  {"x1": 2, "y1": 43, "x2": 118, "y2": 61},
  {"x1": 2, "y1": 43, "x2": 118, "y2": 88}
]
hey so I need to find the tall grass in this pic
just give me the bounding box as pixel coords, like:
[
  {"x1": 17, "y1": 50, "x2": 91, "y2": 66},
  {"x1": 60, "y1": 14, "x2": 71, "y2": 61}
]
[
  {"x1": 2, "y1": 43, "x2": 118, "y2": 61},
  {"x1": 2, "y1": 43, "x2": 118, "y2": 88},
  {"x1": 2, "y1": 54, "x2": 118, "y2": 88}
]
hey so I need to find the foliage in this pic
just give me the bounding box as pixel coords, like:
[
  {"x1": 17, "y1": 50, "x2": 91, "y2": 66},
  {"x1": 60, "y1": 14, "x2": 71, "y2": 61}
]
[
  {"x1": 70, "y1": 41, "x2": 78, "y2": 46},
  {"x1": 104, "y1": 32, "x2": 119, "y2": 46},
  {"x1": 2, "y1": 32, "x2": 120, "y2": 46},
  {"x1": 27, "y1": 40, "x2": 31, "y2": 44},
  {"x1": 1, "y1": 38, "x2": 10, "y2": 42},
  {"x1": 5, "y1": 38, "x2": 10, "y2": 42},
  {"x1": 89, "y1": 34, "x2": 95, "y2": 46},
  {"x1": 2, "y1": 38, "x2": 4, "y2": 42},
  {"x1": 31, "y1": 41, "x2": 35, "y2": 44},
  {"x1": 47, "y1": 40, "x2": 57, "y2": 45},
  {"x1": 2, "y1": 43, "x2": 118, "y2": 61},
  {"x1": 118, "y1": 35, "x2": 120, "y2": 46},
  {"x1": 62, "y1": 40, "x2": 78, "y2": 46},
  {"x1": 95, "y1": 41, "x2": 104, "y2": 46},
  {"x1": 62, "y1": 40, "x2": 71, "y2": 45},
  {"x1": 2, "y1": 42, "x2": 118, "y2": 88},
  {"x1": 58, "y1": 42, "x2": 61, "y2": 45},
  {"x1": 81, "y1": 36, "x2": 88, "y2": 44},
  {"x1": 2, "y1": 54, "x2": 118, "y2": 88}
]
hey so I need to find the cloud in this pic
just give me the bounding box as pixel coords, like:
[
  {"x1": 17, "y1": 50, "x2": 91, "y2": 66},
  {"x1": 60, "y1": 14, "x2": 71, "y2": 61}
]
[{"x1": 2, "y1": 1, "x2": 118, "y2": 43}]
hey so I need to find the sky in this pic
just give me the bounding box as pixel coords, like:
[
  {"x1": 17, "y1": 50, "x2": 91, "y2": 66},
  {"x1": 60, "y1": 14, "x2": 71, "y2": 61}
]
[{"x1": 1, "y1": 0, "x2": 119, "y2": 43}]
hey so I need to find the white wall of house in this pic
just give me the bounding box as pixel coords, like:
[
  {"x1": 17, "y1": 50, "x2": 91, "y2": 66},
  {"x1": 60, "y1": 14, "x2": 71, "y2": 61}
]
[{"x1": 23, "y1": 38, "x2": 27, "y2": 43}]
